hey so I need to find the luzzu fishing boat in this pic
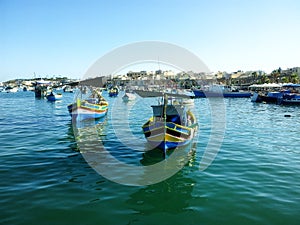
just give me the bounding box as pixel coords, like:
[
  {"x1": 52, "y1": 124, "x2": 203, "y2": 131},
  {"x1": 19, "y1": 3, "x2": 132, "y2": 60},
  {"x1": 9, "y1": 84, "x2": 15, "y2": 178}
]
[
  {"x1": 67, "y1": 89, "x2": 108, "y2": 121},
  {"x1": 108, "y1": 86, "x2": 119, "y2": 97},
  {"x1": 141, "y1": 93, "x2": 198, "y2": 155}
]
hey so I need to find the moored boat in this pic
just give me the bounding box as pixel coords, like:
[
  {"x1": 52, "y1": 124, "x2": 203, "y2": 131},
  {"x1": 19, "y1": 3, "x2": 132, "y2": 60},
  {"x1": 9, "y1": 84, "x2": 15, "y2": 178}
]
[
  {"x1": 280, "y1": 93, "x2": 300, "y2": 105},
  {"x1": 251, "y1": 91, "x2": 282, "y2": 103},
  {"x1": 63, "y1": 85, "x2": 74, "y2": 93},
  {"x1": 122, "y1": 91, "x2": 136, "y2": 102},
  {"x1": 249, "y1": 83, "x2": 300, "y2": 105},
  {"x1": 67, "y1": 89, "x2": 108, "y2": 121},
  {"x1": 249, "y1": 83, "x2": 282, "y2": 103},
  {"x1": 109, "y1": 86, "x2": 119, "y2": 97},
  {"x1": 193, "y1": 85, "x2": 251, "y2": 98},
  {"x1": 32, "y1": 80, "x2": 52, "y2": 98},
  {"x1": 140, "y1": 92, "x2": 198, "y2": 155},
  {"x1": 5, "y1": 87, "x2": 19, "y2": 93},
  {"x1": 278, "y1": 84, "x2": 300, "y2": 105},
  {"x1": 168, "y1": 89, "x2": 195, "y2": 105},
  {"x1": 46, "y1": 92, "x2": 62, "y2": 101}
]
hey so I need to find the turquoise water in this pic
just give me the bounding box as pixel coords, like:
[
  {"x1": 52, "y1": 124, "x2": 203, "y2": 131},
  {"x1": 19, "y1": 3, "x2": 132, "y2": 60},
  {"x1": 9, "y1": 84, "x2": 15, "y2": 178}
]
[{"x1": 1, "y1": 91, "x2": 300, "y2": 225}]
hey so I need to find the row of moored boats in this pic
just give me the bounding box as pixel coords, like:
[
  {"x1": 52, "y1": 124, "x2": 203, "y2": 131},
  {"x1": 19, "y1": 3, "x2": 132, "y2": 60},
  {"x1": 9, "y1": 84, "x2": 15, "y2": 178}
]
[
  {"x1": 250, "y1": 83, "x2": 300, "y2": 105},
  {"x1": 29, "y1": 82, "x2": 300, "y2": 156},
  {"x1": 67, "y1": 87, "x2": 198, "y2": 156}
]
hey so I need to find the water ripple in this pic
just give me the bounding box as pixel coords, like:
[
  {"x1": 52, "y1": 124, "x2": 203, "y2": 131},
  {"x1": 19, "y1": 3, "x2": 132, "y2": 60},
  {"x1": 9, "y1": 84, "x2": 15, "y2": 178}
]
[{"x1": 1, "y1": 93, "x2": 300, "y2": 225}]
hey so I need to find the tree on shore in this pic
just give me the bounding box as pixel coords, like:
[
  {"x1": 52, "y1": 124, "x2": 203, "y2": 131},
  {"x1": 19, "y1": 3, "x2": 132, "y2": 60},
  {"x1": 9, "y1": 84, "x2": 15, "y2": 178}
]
[
  {"x1": 271, "y1": 69, "x2": 280, "y2": 83},
  {"x1": 290, "y1": 72, "x2": 299, "y2": 84},
  {"x1": 259, "y1": 74, "x2": 269, "y2": 84}
]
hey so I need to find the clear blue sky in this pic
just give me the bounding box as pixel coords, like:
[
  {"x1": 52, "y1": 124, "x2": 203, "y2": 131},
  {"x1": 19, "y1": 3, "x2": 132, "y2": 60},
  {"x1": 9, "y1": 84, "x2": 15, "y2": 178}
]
[{"x1": 1, "y1": 0, "x2": 299, "y2": 82}]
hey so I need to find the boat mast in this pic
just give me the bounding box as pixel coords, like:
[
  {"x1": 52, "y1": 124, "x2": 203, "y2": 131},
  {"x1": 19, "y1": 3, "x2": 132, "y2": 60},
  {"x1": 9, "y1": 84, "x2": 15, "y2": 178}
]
[{"x1": 163, "y1": 93, "x2": 168, "y2": 157}]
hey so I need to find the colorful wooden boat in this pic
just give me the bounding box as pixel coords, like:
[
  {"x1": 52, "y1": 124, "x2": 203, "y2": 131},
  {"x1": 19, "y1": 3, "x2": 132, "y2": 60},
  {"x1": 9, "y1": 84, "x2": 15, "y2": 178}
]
[
  {"x1": 108, "y1": 86, "x2": 119, "y2": 97},
  {"x1": 141, "y1": 93, "x2": 198, "y2": 155},
  {"x1": 67, "y1": 92, "x2": 108, "y2": 121}
]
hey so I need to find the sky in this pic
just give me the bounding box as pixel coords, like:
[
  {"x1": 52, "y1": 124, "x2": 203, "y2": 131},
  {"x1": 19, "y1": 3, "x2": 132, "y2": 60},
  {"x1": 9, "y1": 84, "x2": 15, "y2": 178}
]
[{"x1": 1, "y1": 0, "x2": 300, "y2": 82}]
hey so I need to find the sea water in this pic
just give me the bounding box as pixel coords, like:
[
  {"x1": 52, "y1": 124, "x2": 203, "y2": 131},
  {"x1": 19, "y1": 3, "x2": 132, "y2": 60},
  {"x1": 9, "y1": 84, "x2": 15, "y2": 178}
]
[{"x1": 0, "y1": 91, "x2": 299, "y2": 225}]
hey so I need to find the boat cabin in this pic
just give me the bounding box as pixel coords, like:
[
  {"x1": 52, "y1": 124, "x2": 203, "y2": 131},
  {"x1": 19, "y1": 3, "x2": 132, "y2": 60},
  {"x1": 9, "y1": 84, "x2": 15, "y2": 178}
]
[{"x1": 151, "y1": 104, "x2": 188, "y2": 126}]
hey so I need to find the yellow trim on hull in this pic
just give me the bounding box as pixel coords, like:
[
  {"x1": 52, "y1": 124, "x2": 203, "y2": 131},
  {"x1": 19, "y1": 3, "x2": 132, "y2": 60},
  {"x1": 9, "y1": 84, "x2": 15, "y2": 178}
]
[{"x1": 146, "y1": 132, "x2": 189, "y2": 143}]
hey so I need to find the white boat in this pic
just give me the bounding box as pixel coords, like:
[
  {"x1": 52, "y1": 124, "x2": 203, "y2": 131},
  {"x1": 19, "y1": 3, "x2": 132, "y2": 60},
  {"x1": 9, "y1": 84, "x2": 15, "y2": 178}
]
[
  {"x1": 63, "y1": 85, "x2": 74, "y2": 93},
  {"x1": 169, "y1": 89, "x2": 195, "y2": 105},
  {"x1": 5, "y1": 87, "x2": 18, "y2": 93}
]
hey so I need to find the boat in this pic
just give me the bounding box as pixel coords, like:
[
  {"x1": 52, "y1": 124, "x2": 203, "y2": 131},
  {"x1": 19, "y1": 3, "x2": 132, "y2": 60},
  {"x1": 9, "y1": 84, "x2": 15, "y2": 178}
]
[
  {"x1": 249, "y1": 83, "x2": 300, "y2": 105},
  {"x1": 32, "y1": 80, "x2": 51, "y2": 98},
  {"x1": 139, "y1": 92, "x2": 198, "y2": 155},
  {"x1": 5, "y1": 86, "x2": 18, "y2": 93},
  {"x1": 135, "y1": 90, "x2": 192, "y2": 99},
  {"x1": 250, "y1": 91, "x2": 282, "y2": 103},
  {"x1": 122, "y1": 91, "x2": 136, "y2": 102},
  {"x1": 63, "y1": 85, "x2": 74, "y2": 93},
  {"x1": 280, "y1": 93, "x2": 300, "y2": 105},
  {"x1": 278, "y1": 84, "x2": 300, "y2": 105},
  {"x1": 46, "y1": 91, "x2": 62, "y2": 101},
  {"x1": 168, "y1": 89, "x2": 195, "y2": 105},
  {"x1": 67, "y1": 89, "x2": 109, "y2": 121},
  {"x1": 108, "y1": 86, "x2": 119, "y2": 97},
  {"x1": 249, "y1": 83, "x2": 282, "y2": 103},
  {"x1": 193, "y1": 85, "x2": 251, "y2": 98}
]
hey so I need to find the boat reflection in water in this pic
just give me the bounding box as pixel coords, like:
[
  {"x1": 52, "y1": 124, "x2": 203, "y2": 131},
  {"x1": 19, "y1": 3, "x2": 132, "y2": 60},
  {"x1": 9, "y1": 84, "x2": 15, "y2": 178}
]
[
  {"x1": 127, "y1": 148, "x2": 197, "y2": 217},
  {"x1": 141, "y1": 142, "x2": 197, "y2": 166}
]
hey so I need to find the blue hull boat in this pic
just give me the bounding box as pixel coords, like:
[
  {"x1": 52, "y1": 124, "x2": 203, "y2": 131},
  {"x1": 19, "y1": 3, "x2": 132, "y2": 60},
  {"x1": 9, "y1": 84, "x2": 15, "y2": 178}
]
[{"x1": 46, "y1": 93, "x2": 62, "y2": 101}]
